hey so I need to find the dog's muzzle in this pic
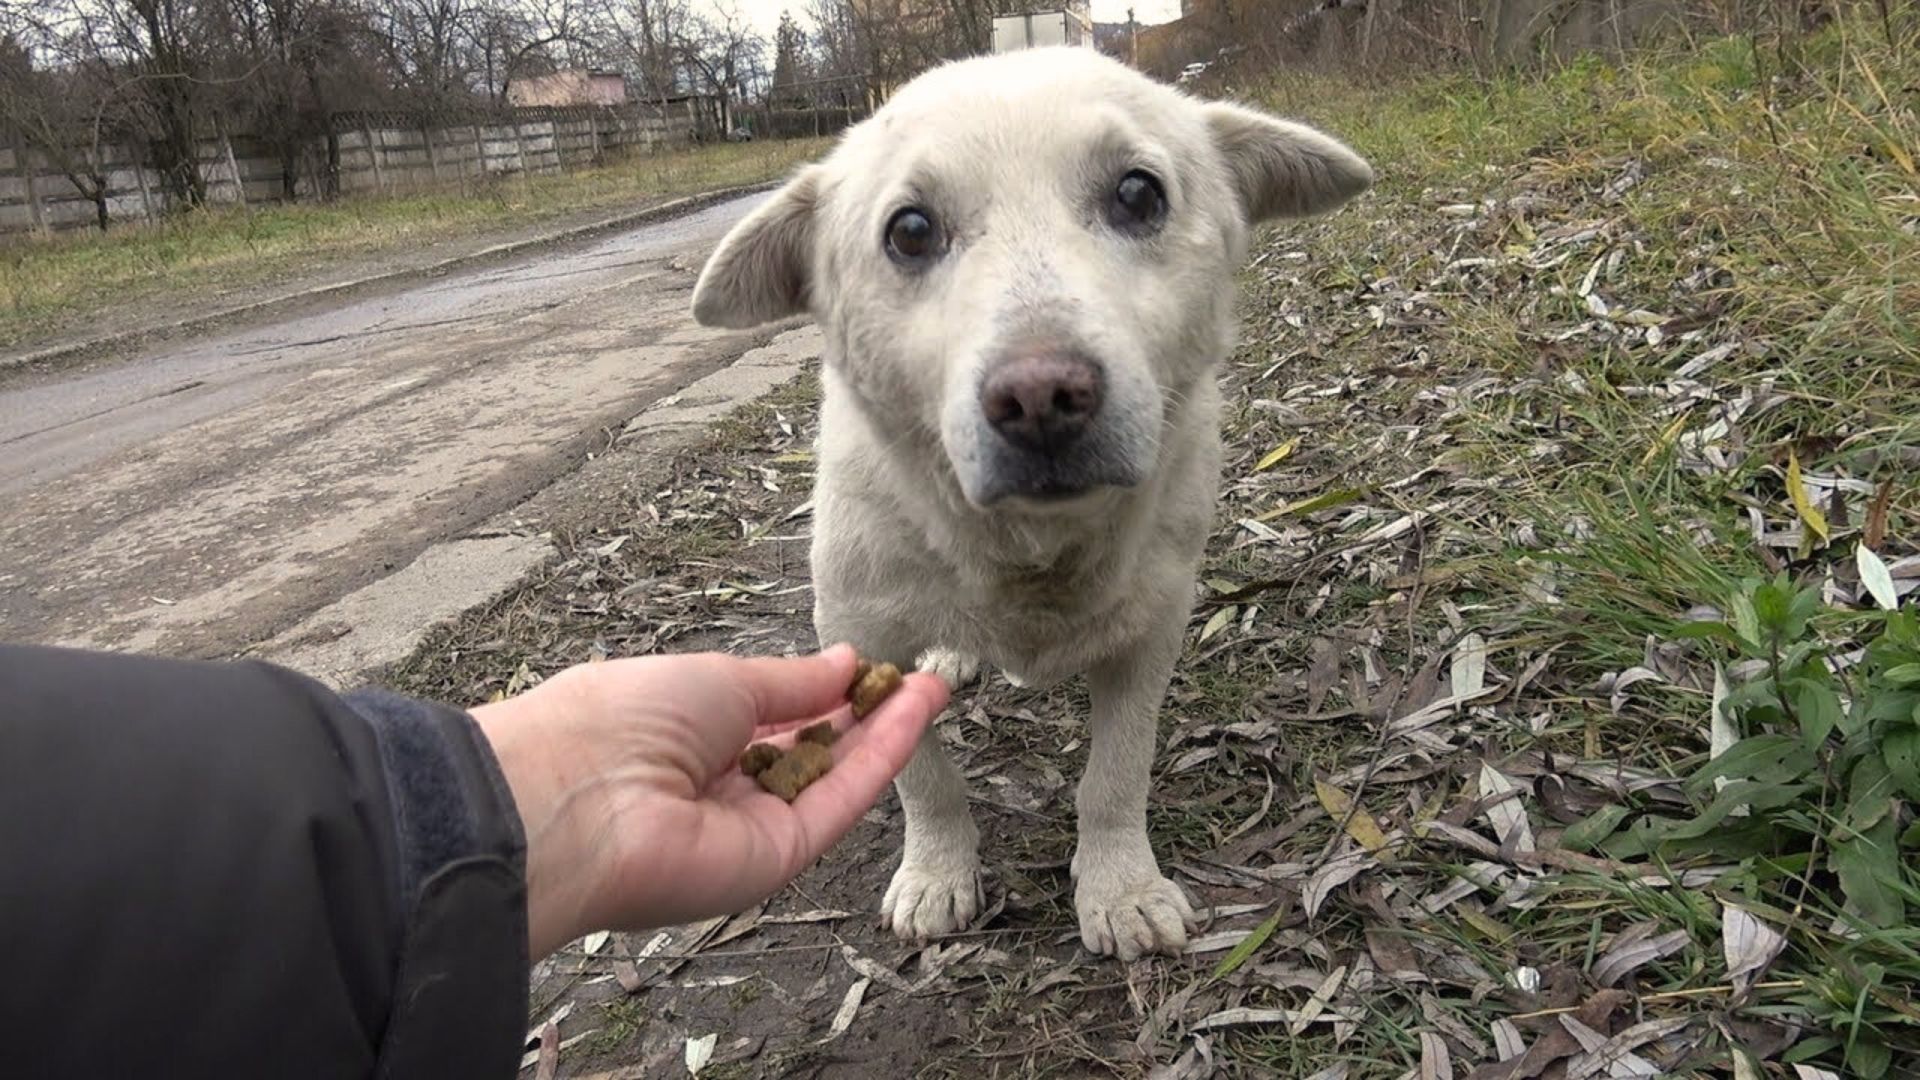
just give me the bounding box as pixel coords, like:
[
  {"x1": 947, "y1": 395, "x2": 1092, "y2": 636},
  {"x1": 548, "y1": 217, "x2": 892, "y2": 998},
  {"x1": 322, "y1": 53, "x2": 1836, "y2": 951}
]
[{"x1": 970, "y1": 347, "x2": 1139, "y2": 504}]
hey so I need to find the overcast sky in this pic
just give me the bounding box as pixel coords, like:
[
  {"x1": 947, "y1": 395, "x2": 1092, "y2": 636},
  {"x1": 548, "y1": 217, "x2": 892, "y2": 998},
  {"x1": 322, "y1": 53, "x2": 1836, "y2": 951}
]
[{"x1": 721, "y1": 0, "x2": 1186, "y2": 43}]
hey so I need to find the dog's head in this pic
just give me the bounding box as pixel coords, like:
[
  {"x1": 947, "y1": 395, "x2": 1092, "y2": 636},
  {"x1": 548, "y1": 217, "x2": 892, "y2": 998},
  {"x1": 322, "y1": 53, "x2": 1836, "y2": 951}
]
[{"x1": 692, "y1": 48, "x2": 1369, "y2": 510}]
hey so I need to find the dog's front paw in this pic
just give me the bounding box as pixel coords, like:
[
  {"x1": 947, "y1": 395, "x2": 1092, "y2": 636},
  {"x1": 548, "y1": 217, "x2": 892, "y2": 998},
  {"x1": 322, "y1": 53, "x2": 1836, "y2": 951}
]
[
  {"x1": 913, "y1": 647, "x2": 980, "y2": 692},
  {"x1": 1072, "y1": 850, "x2": 1196, "y2": 961},
  {"x1": 881, "y1": 853, "x2": 984, "y2": 940}
]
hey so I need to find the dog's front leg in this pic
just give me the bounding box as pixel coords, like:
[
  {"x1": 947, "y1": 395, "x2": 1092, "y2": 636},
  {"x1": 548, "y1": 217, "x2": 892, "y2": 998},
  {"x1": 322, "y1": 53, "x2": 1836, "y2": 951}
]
[
  {"x1": 880, "y1": 731, "x2": 984, "y2": 939},
  {"x1": 1072, "y1": 625, "x2": 1196, "y2": 960}
]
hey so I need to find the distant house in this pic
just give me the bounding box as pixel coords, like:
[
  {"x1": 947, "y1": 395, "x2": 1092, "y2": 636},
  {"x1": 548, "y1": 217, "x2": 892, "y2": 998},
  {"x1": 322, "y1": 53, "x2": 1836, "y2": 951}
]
[{"x1": 507, "y1": 70, "x2": 628, "y2": 108}]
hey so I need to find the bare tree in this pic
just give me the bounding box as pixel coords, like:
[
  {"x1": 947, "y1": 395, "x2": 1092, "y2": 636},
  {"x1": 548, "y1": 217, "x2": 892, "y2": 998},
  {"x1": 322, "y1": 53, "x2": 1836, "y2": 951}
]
[
  {"x1": 0, "y1": 17, "x2": 123, "y2": 228},
  {"x1": 673, "y1": 0, "x2": 762, "y2": 130}
]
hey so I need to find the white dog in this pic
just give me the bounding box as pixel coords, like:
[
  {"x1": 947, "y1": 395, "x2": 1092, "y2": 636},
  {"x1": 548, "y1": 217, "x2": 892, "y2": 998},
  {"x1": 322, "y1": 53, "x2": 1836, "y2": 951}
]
[{"x1": 691, "y1": 47, "x2": 1369, "y2": 960}]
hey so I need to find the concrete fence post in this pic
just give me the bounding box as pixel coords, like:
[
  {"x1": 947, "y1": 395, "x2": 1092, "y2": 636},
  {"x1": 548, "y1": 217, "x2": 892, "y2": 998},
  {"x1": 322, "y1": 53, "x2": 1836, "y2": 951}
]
[
  {"x1": 361, "y1": 118, "x2": 385, "y2": 193},
  {"x1": 424, "y1": 124, "x2": 443, "y2": 185},
  {"x1": 131, "y1": 149, "x2": 158, "y2": 224},
  {"x1": 221, "y1": 130, "x2": 244, "y2": 208},
  {"x1": 12, "y1": 130, "x2": 46, "y2": 232}
]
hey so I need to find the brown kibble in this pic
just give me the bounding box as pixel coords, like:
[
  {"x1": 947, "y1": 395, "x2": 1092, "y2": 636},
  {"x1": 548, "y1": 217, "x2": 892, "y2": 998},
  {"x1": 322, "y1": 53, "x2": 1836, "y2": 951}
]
[
  {"x1": 849, "y1": 660, "x2": 903, "y2": 719},
  {"x1": 798, "y1": 720, "x2": 838, "y2": 747},
  {"x1": 739, "y1": 742, "x2": 781, "y2": 778},
  {"x1": 754, "y1": 741, "x2": 834, "y2": 801}
]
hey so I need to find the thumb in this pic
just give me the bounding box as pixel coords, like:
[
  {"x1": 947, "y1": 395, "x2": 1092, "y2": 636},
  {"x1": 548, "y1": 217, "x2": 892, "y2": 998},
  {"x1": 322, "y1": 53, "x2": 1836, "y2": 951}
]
[{"x1": 729, "y1": 643, "x2": 861, "y2": 726}]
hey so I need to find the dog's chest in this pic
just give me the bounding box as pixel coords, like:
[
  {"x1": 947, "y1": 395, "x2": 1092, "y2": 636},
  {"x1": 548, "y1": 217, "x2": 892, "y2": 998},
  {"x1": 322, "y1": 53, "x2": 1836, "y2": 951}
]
[{"x1": 945, "y1": 555, "x2": 1158, "y2": 682}]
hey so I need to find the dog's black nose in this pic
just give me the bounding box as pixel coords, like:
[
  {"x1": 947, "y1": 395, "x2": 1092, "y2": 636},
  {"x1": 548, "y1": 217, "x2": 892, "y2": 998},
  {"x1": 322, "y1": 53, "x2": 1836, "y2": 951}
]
[{"x1": 979, "y1": 350, "x2": 1104, "y2": 456}]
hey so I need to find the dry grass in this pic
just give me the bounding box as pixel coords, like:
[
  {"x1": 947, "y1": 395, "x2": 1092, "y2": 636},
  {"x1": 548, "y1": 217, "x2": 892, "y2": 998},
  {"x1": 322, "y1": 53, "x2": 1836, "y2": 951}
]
[{"x1": 0, "y1": 137, "x2": 828, "y2": 350}]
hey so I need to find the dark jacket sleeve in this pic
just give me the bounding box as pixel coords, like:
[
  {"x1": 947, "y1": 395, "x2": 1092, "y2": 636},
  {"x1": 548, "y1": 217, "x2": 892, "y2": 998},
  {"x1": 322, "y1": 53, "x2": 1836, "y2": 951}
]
[{"x1": 0, "y1": 644, "x2": 530, "y2": 1080}]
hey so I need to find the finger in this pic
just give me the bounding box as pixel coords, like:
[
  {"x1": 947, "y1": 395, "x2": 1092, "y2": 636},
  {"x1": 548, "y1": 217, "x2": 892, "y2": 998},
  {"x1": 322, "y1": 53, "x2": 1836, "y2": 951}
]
[
  {"x1": 729, "y1": 643, "x2": 861, "y2": 728},
  {"x1": 781, "y1": 673, "x2": 947, "y2": 863},
  {"x1": 749, "y1": 703, "x2": 852, "y2": 742}
]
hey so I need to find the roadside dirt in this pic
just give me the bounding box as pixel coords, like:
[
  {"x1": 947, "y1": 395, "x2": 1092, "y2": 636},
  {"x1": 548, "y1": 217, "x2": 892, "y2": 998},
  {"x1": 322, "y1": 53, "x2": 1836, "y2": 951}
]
[
  {"x1": 0, "y1": 186, "x2": 773, "y2": 370},
  {"x1": 0, "y1": 192, "x2": 779, "y2": 659}
]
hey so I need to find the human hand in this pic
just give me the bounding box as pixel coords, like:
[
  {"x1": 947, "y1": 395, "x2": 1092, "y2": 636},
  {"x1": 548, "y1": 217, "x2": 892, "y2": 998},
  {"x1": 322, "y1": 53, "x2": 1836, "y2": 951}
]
[{"x1": 471, "y1": 644, "x2": 948, "y2": 958}]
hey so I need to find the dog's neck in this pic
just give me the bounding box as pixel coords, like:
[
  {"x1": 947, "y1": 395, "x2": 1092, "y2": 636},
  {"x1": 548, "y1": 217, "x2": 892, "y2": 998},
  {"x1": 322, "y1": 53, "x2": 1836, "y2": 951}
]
[{"x1": 867, "y1": 412, "x2": 1164, "y2": 594}]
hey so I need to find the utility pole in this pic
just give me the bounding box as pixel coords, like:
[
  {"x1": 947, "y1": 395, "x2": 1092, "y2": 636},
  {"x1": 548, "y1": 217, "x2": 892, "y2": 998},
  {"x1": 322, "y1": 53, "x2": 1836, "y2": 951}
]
[{"x1": 1127, "y1": 6, "x2": 1138, "y2": 67}]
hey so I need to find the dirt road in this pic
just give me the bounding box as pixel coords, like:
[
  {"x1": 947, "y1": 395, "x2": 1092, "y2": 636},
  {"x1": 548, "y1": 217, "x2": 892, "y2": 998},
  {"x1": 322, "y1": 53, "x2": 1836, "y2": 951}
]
[{"x1": 0, "y1": 192, "x2": 777, "y2": 660}]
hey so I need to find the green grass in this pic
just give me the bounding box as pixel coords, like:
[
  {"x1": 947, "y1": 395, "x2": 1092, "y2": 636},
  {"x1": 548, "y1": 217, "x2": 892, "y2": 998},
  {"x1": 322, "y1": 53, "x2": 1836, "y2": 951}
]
[
  {"x1": 0, "y1": 137, "x2": 829, "y2": 350},
  {"x1": 1205, "y1": 13, "x2": 1920, "y2": 1076}
]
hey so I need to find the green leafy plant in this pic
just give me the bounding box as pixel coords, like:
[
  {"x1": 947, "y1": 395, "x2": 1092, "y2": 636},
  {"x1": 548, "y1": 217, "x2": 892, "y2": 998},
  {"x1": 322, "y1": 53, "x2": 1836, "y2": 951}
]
[{"x1": 1598, "y1": 574, "x2": 1920, "y2": 1075}]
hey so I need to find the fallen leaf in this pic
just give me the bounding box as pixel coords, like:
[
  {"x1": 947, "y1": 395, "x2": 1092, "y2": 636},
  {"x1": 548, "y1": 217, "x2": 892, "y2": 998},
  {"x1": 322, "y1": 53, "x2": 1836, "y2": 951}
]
[
  {"x1": 613, "y1": 961, "x2": 644, "y2": 993},
  {"x1": 523, "y1": 1001, "x2": 574, "y2": 1054},
  {"x1": 1591, "y1": 927, "x2": 1688, "y2": 987},
  {"x1": 582, "y1": 930, "x2": 610, "y2": 955},
  {"x1": 684, "y1": 1033, "x2": 716, "y2": 1076},
  {"x1": 1451, "y1": 633, "x2": 1488, "y2": 698},
  {"x1": 1706, "y1": 661, "x2": 1747, "y2": 812},
  {"x1": 1721, "y1": 903, "x2": 1787, "y2": 992},
  {"x1": 1478, "y1": 763, "x2": 1535, "y2": 854},
  {"x1": 1192, "y1": 1006, "x2": 1355, "y2": 1031},
  {"x1": 1421, "y1": 1031, "x2": 1455, "y2": 1080},
  {"x1": 1367, "y1": 926, "x2": 1421, "y2": 979},
  {"x1": 1863, "y1": 477, "x2": 1893, "y2": 550},
  {"x1": 758, "y1": 908, "x2": 854, "y2": 924},
  {"x1": 1858, "y1": 543, "x2": 1900, "y2": 611},
  {"x1": 1254, "y1": 486, "x2": 1365, "y2": 521},
  {"x1": 1212, "y1": 908, "x2": 1283, "y2": 976},
  {"x1": 1147, "y1": 1038, "x2": 1213, "y2": 1080},
  {"x1": 1491, "y1": 1018, "x2": 1525, "y2": 1062},
  {"x1": 1307, "y1": 637, "x2": 1342, "y2": 716},
  {"x1": 1303, "y1": 849, "x2": 1374, "y2": 920},
  {"x1": 1315, "y1": 779, "x2": 1393, "y2": 859},
  {"x1": 839, "y1": 945, "x2": 916, "y2": 994},
  {"x1": 1199, "y1": 605, "x2": 1237, "y2": 643},
  {"x1": 534, "y1": 1022, "x2": 559, "y2": 1080},
  {"x1": 1786, "y1": 449, "x2": 1830, "y2": 544},
  {"x1": 1289, "y1": 964, "x2": 1349, "y2": 1035},
  {"x1": 1465, "y1": 990, "x2": 1628, "y2": 1080},
  {"x1": 815, "y1": 977, "x2": 870, "y2": 1044},
  {"x1": 1255, "y1": 437, "x2": 1301, "y2": 471},
  {"x1": 1567, "y1": 1016, "x2": 1689, "y2": 1079}
]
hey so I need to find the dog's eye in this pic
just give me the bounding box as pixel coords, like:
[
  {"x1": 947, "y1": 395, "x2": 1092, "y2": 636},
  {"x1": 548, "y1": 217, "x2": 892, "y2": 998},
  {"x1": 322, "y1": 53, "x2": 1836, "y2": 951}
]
[
  {"x1": 1110, "y1": 170, "x2": 1167, "y2": 231},
  {"x1": 885, "y1": 208, "x2": 941, "y2": 264}
]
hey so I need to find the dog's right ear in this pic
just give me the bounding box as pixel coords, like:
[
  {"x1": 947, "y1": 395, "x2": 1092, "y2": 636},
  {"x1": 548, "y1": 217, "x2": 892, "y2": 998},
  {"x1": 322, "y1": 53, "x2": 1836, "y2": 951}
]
[{"x1": 691, "y1": 167, "x2": 821, "y2": 328}]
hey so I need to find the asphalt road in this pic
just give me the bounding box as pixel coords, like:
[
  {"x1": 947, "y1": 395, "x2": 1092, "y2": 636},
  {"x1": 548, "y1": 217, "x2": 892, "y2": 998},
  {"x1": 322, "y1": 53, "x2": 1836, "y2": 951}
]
[{"x1": 0, "y1": 192, "x2": 770, "y2": 658}]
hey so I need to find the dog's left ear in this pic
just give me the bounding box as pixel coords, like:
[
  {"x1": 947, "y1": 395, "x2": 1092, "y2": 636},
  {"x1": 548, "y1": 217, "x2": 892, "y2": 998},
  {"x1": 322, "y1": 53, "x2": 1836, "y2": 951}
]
[
  {"x1": 1204, "y1": 103, "x2": 1372, "y2": 222},
  {"x1": 692, "y1": 166, "x2": 821, "y2": 328}
]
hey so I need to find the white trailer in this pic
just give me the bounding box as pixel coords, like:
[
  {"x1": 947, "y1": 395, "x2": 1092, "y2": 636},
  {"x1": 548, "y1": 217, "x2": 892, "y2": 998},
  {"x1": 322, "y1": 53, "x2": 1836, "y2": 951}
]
[{"x1": 991, "y1": 7, "x2": 1094, "y2": 53}]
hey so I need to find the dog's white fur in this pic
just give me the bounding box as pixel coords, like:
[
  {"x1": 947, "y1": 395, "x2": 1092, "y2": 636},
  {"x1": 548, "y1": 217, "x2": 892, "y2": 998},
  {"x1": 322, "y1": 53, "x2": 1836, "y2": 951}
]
[{"x1": 692, "y1": 47, "x2": 1369, "y2": 960}]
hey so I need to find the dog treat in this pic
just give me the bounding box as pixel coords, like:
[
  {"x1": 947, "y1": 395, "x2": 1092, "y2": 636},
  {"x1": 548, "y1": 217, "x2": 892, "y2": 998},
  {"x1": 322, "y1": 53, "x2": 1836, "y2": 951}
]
[
  {"x1": 739, "y1": 742, "x2": 782, "y2": 778},
  {"x1": 740, "y1": 722, "x2": 841, "y2": 801},
  {"x1": 849, "y1": 660, "x2": 904, "y2": 718},
  {"x1": 738, "y1": 658, "x2": 899, "y2": 801},
  {"x1": 754, "y1": 742, "x2": 834, "y2": 801}
]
